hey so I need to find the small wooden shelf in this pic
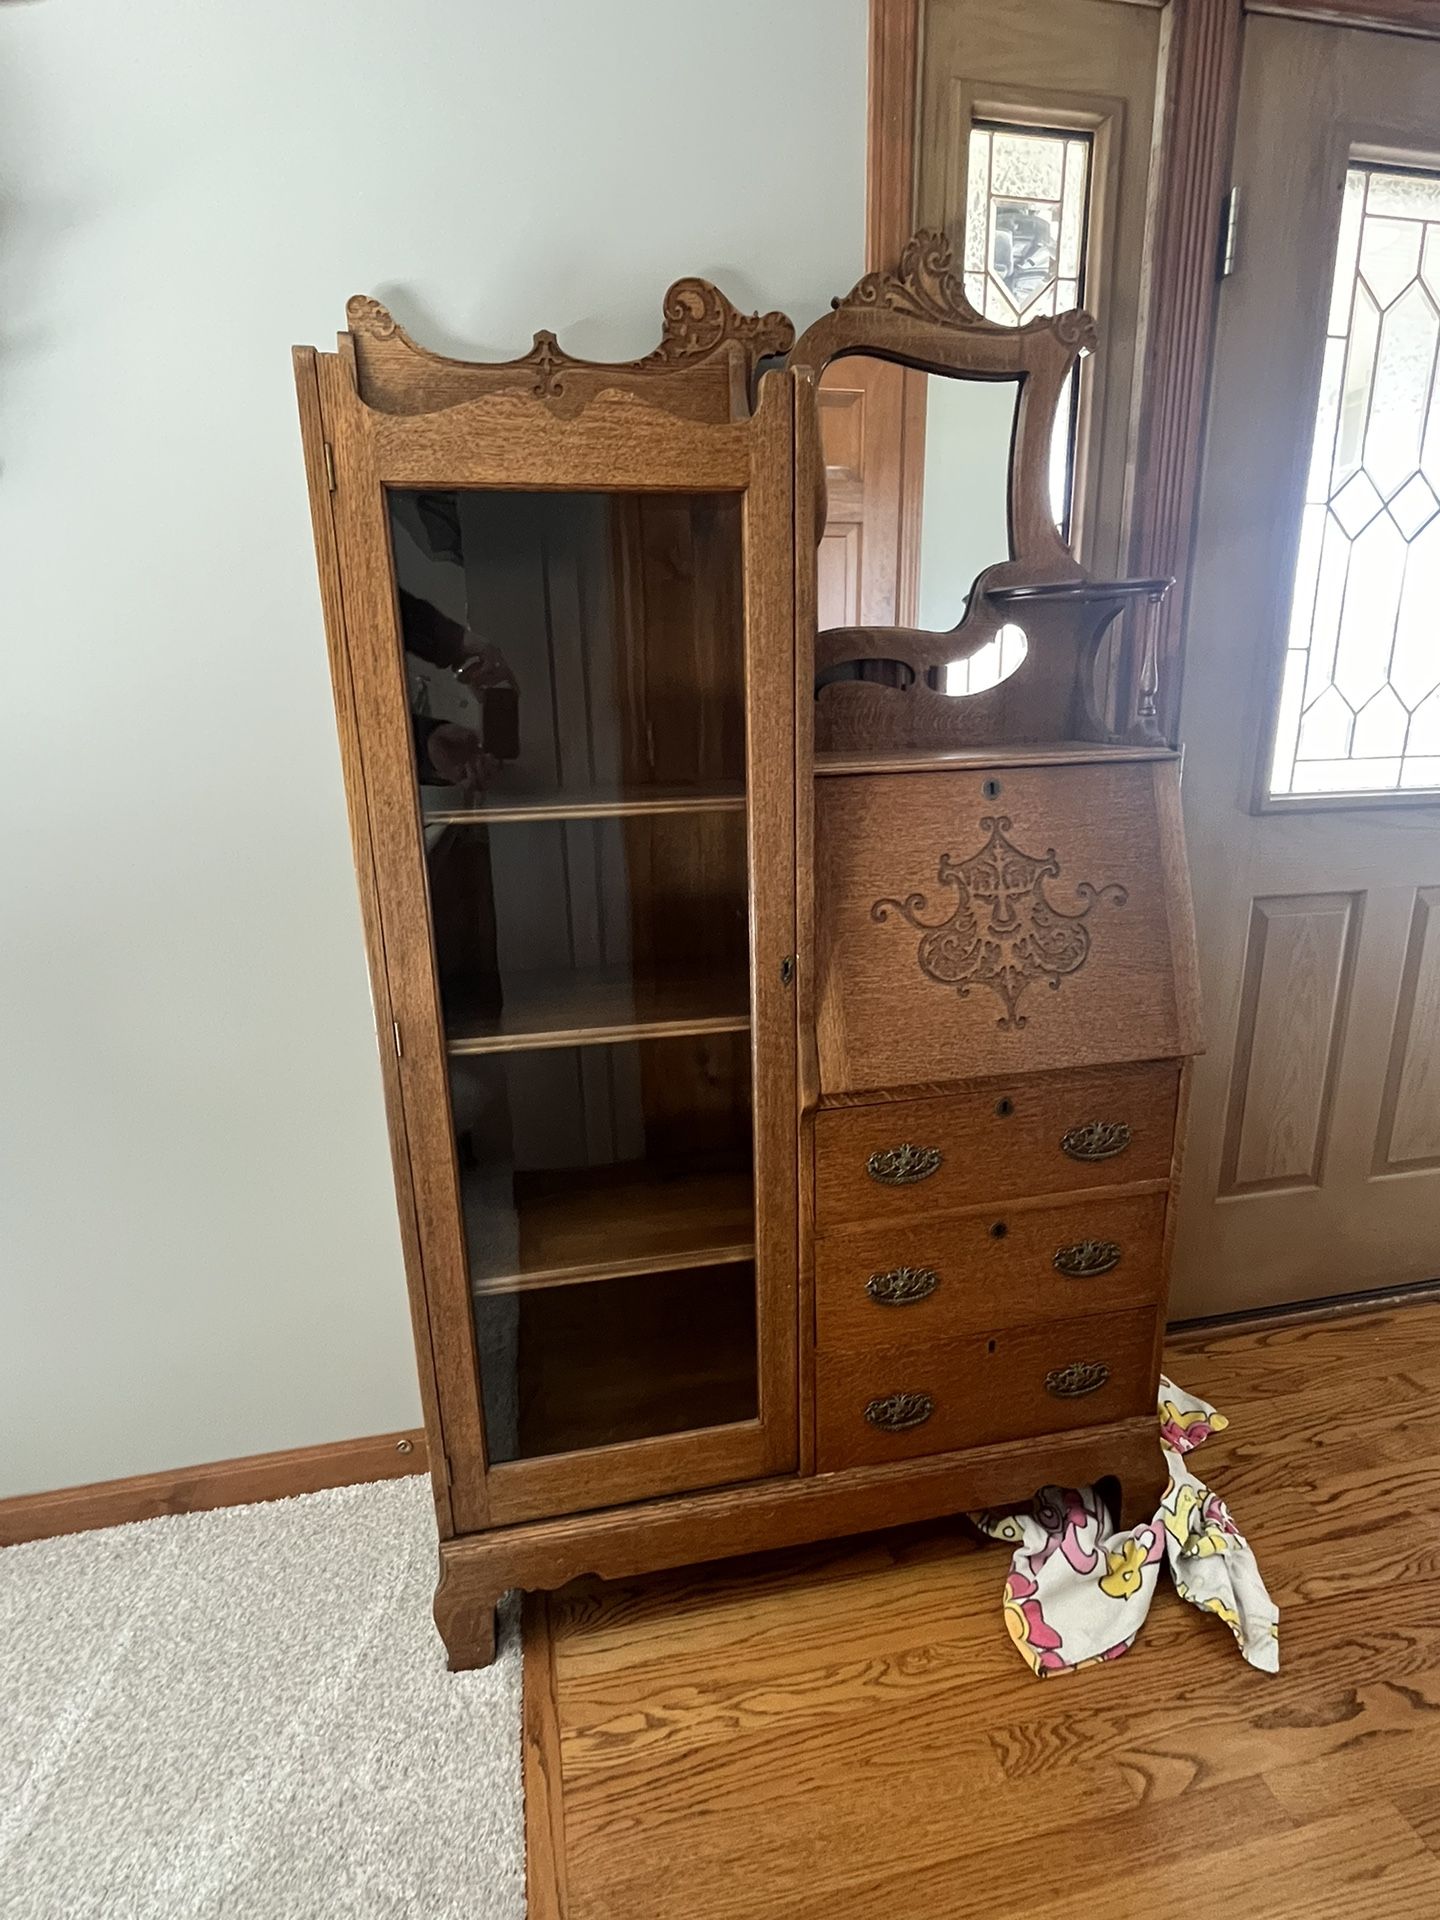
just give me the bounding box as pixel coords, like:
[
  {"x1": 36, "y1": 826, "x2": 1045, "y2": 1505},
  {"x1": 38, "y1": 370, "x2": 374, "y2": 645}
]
[
  {"x1": 446, "y1": 966, "x2": 751, "y2": 1054},
  {"x1": 425, "y1": 784, "x2": 746, "y2": 826},
  {"x1": 466, "y1": 1160, "x2": 755, "y2": 1294},
  {"x1": 815, "y1": 741, "x2": 1179, "y2": 777}
]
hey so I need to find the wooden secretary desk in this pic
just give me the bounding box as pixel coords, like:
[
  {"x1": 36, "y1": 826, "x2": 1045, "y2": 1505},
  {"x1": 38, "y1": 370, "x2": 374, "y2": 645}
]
[{"x1": 294, "y1": 234, "x2": 1200, "y2": 1669}]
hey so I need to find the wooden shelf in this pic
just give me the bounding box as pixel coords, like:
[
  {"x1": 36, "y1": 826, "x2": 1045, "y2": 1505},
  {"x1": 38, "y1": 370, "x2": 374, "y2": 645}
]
[
  {"x1": 446, "y1": 966, "x2": 751, "y2": 1054},
  {"x1": 466, "y1": 1161, "x2": 755, "y2": 1294},
  {"x1": 425, "y1": 784, "x2": 745, "y2": 826},
  {"x1": 815, "y1": 741, "x2": 1180, "y2": 777}
]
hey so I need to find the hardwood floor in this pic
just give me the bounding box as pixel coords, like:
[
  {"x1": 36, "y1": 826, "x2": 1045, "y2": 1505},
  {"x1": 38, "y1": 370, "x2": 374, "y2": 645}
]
[{"x1": 523, "y1": 1303, "x2": 1440, "y2": 1919}]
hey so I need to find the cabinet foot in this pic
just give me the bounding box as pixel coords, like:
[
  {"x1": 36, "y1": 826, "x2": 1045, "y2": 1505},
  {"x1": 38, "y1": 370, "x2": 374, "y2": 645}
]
[
  {"x1": 1111, "y1": 1452, "x2": 1170, "y2": 1533},
  {"x1": 433, "y1": 1555, "x2": 501, "y2": 1670}
]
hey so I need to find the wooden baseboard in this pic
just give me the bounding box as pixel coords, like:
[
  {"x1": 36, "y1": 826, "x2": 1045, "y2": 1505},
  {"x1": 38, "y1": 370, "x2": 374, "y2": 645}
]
[
  {"x1": 1168, "y1": 1276, "x2": 1440, "y2": 1347},
  {"x1": 0, "y1": 1428, "x2": 428, "y2": 1548}
]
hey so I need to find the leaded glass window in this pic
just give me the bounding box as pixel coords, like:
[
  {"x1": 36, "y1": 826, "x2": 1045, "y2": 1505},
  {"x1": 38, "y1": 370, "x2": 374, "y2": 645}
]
[{"x1": 1270, "y1": 164, "x2": 1440, "y2": 798}]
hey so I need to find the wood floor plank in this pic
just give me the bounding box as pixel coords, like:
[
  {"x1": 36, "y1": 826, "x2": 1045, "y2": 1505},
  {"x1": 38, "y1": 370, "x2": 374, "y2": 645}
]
[{"x1": 526, "y1": 1307, "x2": 1440, "y2": 1919}]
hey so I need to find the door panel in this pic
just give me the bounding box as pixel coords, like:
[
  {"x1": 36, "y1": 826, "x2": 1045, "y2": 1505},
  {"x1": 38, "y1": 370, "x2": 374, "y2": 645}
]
[
  {"x1": 1171, "y1": 15, "x2": 1440, "y2": 1314},
  {"x1": 916, "y1": 0, "x2": 1164, "y2": 578}
]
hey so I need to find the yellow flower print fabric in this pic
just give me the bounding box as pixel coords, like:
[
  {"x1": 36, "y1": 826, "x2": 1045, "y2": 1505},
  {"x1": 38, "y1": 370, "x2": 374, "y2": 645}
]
[{"x1": 972, "y1": 1377, "x2": 1279, "y2": 1678}]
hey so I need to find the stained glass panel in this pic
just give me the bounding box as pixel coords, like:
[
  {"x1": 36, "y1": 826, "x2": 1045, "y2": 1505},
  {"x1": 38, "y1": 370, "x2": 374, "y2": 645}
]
[{"x1": 1271, "y1": 164, "x2": 1440, "y2": 798}]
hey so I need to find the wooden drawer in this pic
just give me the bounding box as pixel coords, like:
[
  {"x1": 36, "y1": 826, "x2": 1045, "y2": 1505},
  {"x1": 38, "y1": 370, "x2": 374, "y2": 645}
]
[
  {"x1": 815, "y1": 1191, "x2": 1167, "y2": 1352},
  {"x1": 815, "y1": 1308, "x2": 1159, "y2": 1473},
  {"x1": 814, "y1": 758, "x2": 1199, "y2": 1095},
  {"x1": 813, "y1": 1060, "x2": 1180, "y2": 1230}
]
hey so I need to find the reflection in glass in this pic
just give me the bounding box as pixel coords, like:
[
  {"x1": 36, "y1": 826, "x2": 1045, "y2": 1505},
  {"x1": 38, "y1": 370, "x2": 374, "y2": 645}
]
[
  {"x1": 387, "y1": 487, "x2": 761, "y2": 1468},
  {"x1": 1271, "y1": 165, "x2": 1440, "y2": 797},
  {"x1": 965, "y1": 122, "x2": 1093, "y2": 535}
]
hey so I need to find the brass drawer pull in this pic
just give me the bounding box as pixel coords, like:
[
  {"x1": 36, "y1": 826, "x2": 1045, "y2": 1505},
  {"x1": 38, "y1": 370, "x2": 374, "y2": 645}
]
[
  {"x1": 1061, "y1": 1121, "x2": 1132, "y2": 1162},
  {"x1": 1045, "y1": 1361, "x2": 1110, "y2": 1398},
  {"x1": 866, "y1": 1265, "x2": 939, "y2": 1306},
  {"x1": 864, "y1": 1391, "x2": 934, "y2": 1431},
  {"x1": 866, "y1": 1143, "x2": 942, "y2": 1186},
  {"x1": 1053, "y1": 1239, "x2": 1122, "y2": 1278}
]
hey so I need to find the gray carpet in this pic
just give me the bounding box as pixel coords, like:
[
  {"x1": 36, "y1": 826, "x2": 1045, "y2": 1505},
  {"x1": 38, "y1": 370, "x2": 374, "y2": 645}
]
[{"x1": 0, "y1": 1477, "x2": 524, "y2": 1919}]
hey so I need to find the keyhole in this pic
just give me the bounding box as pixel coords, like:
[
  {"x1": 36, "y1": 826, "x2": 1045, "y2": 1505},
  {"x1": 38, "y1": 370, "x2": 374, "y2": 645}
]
[
  {"x1": 995, "y1": 1096, "x2": 1014, "y2": 1118},
  {"x1": 987, "y1": 1339, "x2": 998, "y2": 1354},
  {"x1": 989, "y1": 1221, "x2": 1008, "y2": 1239},
  {"x1": 982, "y1": 777, "x2": 1002, "y2": 800}
]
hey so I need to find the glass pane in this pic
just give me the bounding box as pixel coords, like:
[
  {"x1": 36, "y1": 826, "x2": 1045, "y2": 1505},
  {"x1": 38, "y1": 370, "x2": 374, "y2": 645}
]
[
  {"x1": 388, "y1": 487, "x2": 760, "y2": 1466},
  {"x1": 1272, "y1": 165, "x2": 1440, "y2": 798},
  {"x1": 475, "y1": 1264, "x2": 758, "y2": 1463},
  {"x1": 966, "y1": 121, "x2": 1093, "y2": 532}
]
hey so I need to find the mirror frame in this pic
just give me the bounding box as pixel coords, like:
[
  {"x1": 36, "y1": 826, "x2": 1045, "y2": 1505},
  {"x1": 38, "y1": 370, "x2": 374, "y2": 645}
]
[{"x1": 789, "y1": 232, "x2": 1168, "y2": 752}]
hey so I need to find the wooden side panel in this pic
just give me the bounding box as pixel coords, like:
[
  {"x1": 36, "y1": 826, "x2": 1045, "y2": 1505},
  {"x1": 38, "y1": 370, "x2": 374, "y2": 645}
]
[
  {"x1": 1377, "y1": 887, "x2": 1440, "y2": 1173},
  {"x1": 1220, "y1": 894, "x2": 1361, "y2": 1194},
  {"x1": 816, "y1": 761, "x2": 1185, "y2": 1094},
  {"x1": 293, "y1": 347, "x2": 456, "y2": 1537}
]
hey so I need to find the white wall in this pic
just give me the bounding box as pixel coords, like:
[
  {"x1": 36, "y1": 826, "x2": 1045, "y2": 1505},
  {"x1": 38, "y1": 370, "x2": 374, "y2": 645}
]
[{"x1": 0, "y1": 0, "x2": 867, "y2": 1497}]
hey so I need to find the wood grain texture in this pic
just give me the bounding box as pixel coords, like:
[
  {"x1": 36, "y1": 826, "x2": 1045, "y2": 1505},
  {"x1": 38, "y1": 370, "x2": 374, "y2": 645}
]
[
  {"x1": 1126, "y1": 0, "x2": 1245, "y2": 742},
  {"x1": 814, "y1": 1061, "x2": 1181, "y2": 1225},
  {"x1": 1248, "y1": 0, "x2": 1440, "y2": 36},
  {"x1": 815, "y1": 1189, "x2": 1168, "y2": 1349},
  {"x1": 525, "y1": 1301, "x2": 1440, "y2": 1920},
  {"x1": 0, "y1": 1433, "x2": 425, "y2": 1547},
  {"x1": 867, "y1": 0, "x2": 921, "y2": 273},
  {"x1": 814, "y1": 1306, "x2": 1159, "y2": 1471},
  {"x1": 292, "y1": 347, "x2": 455, "y2": 1537},
  {"x1": 815, "y1": 761, "x2": 1194, "y2": 1093},
  {"x1": 1221, "y1": 894, "x2": 1359, "y2": 1193},
  {"x1": 1376, "y1": 888, "x2": 1440, "y2": 1171}
]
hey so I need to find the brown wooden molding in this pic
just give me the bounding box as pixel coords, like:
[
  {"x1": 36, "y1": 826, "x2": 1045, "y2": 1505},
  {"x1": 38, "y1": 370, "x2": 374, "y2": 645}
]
[
  {"x1": 0, "y1": 1429, "x2": 427, "y2": 1548},
  {"x1": 1127, "y1": 0, "x2": 1246, "y2": 740},
  {"x1": 867, "y1": 0, "x2": 921, "y2": 270},
  {"x1": 523, "y1": 1592, "x2": 570, "y2": 1920},
  {"x1": 1168, "y1": 1276, "x2": 1440, "y2": 1346},
  {"x1": 1247, "y1": 0, "x2": 1440, "y2": 38}
]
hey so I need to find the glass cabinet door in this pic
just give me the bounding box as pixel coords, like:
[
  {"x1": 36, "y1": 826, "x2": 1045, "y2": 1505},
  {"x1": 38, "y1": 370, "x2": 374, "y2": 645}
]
[{"x1": 387, "y1": 486, "x2": 783, "y2": 1513}]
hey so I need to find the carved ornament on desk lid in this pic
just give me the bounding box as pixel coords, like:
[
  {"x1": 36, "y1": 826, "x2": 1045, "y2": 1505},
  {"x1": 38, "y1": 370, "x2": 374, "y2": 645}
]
[{"x1": 871, "y1": 815, "x2": 1127, "y2": 1030}]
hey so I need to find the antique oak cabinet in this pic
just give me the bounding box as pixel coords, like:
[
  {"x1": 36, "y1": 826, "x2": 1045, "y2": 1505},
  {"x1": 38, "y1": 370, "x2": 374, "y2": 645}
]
[{"x1": 294, "y1": 234, "x2": 1200, "y2": 1668}]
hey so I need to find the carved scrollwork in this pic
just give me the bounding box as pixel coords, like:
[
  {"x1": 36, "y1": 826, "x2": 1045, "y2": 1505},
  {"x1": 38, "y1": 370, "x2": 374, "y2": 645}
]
[
  {"x1": 871, "y1": 815, "x2": 1127, "y2": 1031},
  {"x1": 1060, "y1": 1122, "x2": 1133, "y2": 1163},
  {"x1": 1052, "y1": 1240, "x2": 1123, "y2": 1278},
  {"x1": 1044, "y1": 1362, "x2": 1111, "y2": 1399},
  {"x1": 866, "y1": 1144, "x2": 943, "y2": 1186},
  {"x1": 345, "y1": 295, "x2": 399, "y2": 339},
  {"x1": 642, "y1": 278, "x2": 794, "y2": 367},
  {"x1": 864, "y1": 1391, "x2": 935, "y2": 1432},
  {"x1": 866, "y1": 1266, "x2": 940, "y2": 1306},
  {"x1": 831, "y1": 229, "x2": 982, "y2": 327}
]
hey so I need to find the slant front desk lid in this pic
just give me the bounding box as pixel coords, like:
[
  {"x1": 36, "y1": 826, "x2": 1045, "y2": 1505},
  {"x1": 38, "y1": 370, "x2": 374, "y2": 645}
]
[{"x1": 814, "y1": 755, "x2": 1201, "y2": 1097}]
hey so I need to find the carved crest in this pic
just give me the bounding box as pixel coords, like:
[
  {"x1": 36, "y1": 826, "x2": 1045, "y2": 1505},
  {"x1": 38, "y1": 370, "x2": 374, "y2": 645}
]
[
  {"x1": 829, "y1": 229, "x2": 1099, "y2": 351},
  {"x1": 344, "y1": 282, "x2": 792, "y2": 417},
  {"x1": 871, "y1": 815, "x2": 1127, "y2": 1030}
]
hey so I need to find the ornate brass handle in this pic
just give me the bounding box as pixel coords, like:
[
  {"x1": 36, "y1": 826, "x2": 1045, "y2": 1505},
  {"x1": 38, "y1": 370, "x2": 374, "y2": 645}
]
[
  {"x1": 1045, "y1": 1361, "x2": 1110, "y2": 1398},
  {"x1": 1060, "y1": 1121, "x2": 1132, "y2": 1162},
  {"x1": 866, "y1": 1143, "x2": 942, "y2": 1185},
  {"x1": 1052, "y1": 1239, "x2": 1122, "y2": 1278},
  {"x1": 864, "y1": 1391, "x2": 934, "y2": 1431},
  {"x1": 866, "y1": 1266, "x2": 939, "y2": 1305}
]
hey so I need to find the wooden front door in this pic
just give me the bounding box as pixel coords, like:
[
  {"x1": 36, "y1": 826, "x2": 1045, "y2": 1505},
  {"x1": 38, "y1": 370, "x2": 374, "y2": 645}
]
[{"x1": 1170, "y1": 14, "x2": 1440, "y2": 1315}]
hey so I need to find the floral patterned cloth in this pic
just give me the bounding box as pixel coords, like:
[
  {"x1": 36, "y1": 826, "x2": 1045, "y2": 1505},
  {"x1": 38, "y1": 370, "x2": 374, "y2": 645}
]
[{"x1": 972, "y1": 1378, "x2": 1280, "y2": 1677}]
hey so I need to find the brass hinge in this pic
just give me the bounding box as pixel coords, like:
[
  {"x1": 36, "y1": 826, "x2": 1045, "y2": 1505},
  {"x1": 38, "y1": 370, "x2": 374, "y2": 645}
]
[
  {"x1": 1218, "y1": 187, "x2": 1239, "y2": 279},
  {"x1": 392, "y1": 1020, "x2": 403, "y2": 1059},
  {"x1": 780, "y1": 954, "x2": 796, "y2": 988},
  {"x1": 322, "y1": 441, "x2": 336, "y2": 492}
]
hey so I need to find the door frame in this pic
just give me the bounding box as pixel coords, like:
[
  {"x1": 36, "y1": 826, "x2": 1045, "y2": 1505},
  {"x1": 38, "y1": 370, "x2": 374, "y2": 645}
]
[{"x1": 867, "y1": 0, "x2": 1245, "y2": 741}]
